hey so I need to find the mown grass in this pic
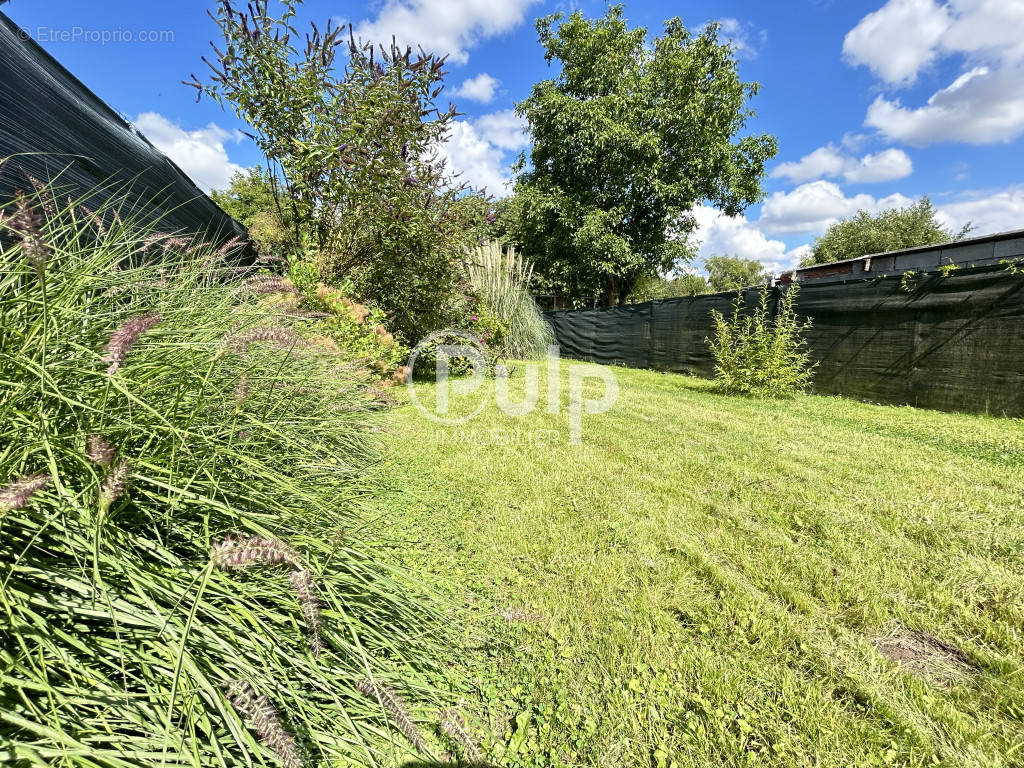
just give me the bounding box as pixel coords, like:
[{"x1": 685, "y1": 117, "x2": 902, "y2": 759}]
[{"x1": 370, "y1": 362, "x2": 1024, "y2": 768}]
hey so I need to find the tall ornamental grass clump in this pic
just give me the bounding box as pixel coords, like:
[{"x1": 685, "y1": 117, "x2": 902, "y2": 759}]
[
  {"x1": 467, "y1": 241, "x2": 554, "y2": 359},
  {"x1": 708, "y1": 286, "x2": 816, "y2": 398},
  {"x1": 0, "y1": 182, "x2": 448, "y2": 766}
]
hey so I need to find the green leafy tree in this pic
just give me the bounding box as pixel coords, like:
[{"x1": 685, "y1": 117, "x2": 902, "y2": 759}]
[
  {"x1": 805, "y1": 197, "x2": 973, "y2": 266},
  {"x1": 191, "y1": 0, "x2": 489, "y2": 339},
  {"x1": 705, "y1": 254, "x2": 770, "y2": 293},
  {"x1": 210, "y1": 167, "x2": 294, "y2": 257},
  {"x1": 505, "y1": 5, "x2": 777, "y2": 307},
  {"x1": 628, "y1": 273, "x2": 709, "y2": 303}
]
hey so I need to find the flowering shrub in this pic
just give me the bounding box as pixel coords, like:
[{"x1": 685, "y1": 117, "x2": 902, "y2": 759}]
[{"x1": 192, "y1": 0, "x2": 490, "y2": 341}]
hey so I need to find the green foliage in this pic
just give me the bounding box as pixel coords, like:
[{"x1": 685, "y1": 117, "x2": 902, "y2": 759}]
[
  {"x1": 1002, "y1": 258, "x2": 1024, "y2": 275},
  {"x1": 708, "y1": 287, "x2": 815, "y2": 397},
  {"x1": 806, "y1": 197, "x2": 973, "y2": 266},
  {"x1": 627, "y1": 272, "x2": 709, "y2": 303},
  {"x1": 303, "y1": 282, "x2": 410, "y2": 378},
  {"x1": 705, "y1": 254, "x2": 770, "y2": 293},
  {"x1": 412, "y1": 331, "x2": 496, "y2": 379},
  {"x1": 467, "y1": 242, "x2": 555, "y2": 359},
  {"x1": 209, "y1": 167, "x2": 294, "y2": 256},
  {"x1": 504, "y1": 4, "x2": 777, "y2": 306},
  {"x1": 192, "y1": 0, "x2": 489, "y2": 340},
  {"x1": 0, "y1": 184, "x2": 447, "y2": 765},
  {"x1": 900, "y1": 269, "x2": 921, "y2": 293}
]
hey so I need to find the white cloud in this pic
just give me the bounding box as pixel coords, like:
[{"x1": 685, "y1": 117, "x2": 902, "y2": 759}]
[
  {"x1": 771, "y1": 145, "x2": 912, "y2": 184},
  {"x1": 454, "y1": 73, "x2": 500, "y2": 103},
  {"x1": 842, "y1": 148, "x2": 914, "y2": 183},
  {"x1": 437, "y1": 110, "x2": 529, "y2": 194},
  {"x1": 133, "y1": 112, "x2": 243, "y2": 192},
  {"x1": 759, "y1": 181, "x2": 913, "y2": 235},
  {"x1": 940, "y1": 0, "x2": 1024, "y2": 63},
  {"x1": 712, "y1": 18, "x2": 767, "y2": 60},
  {"x1": 770, "y1": 147, "x2": 846, "y2": 184},
  {"x1": 353, "y1": 0, "x2": 540, "y2": 65},
  {"x1": 438, "y1": 122, "x2": 508, "y2": 194},
  {"x1": 936, "y1": 185, "x2": 1024, "y2": 236},
  {"x1": 846, "y1": 0, "x2": 1024, "y2": 146},
  {"x1": 689, "y1": 204, "x2": 809, "y2": 275},
  {"x1": 865, "y1": 63, "x2": 1024, "y2": 145},
  {"x1": 475, "y1": 110, "x2": 529, "y2": 151},
  {"x1": 843, "y1": 0, "x2": 950, "y2": 86}
]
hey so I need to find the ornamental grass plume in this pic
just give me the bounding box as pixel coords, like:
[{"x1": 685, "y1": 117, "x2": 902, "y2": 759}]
[
  {"x1": 213, "y1": 235, "x2": 247, "y2": 260},
  {"x1": 234, "y1": 373, "x2": 250, "y2": 407},
  {"x1": 140, "y1": 232, "x2": 193, "y2": 252},
  {"x1": 7, "y1": 192, "x2": 50, "y2": 275},
  {"x1": 0, "y1": 473, "x2": 51, "y2": 513},
  {"x1": 224, "y1": 680, "x2": 303, "y2": 768},
  {"x1": 224, "y1": 326, "x2": 304, "y2": 357},
  {"x1": 211, "y1": 535, "x2": 303, "y2": 570},
  {"x1": 79, "y1": 205, "x2": 106, "y2": 236},
  {"x1": 86, "y1": 434, "x2": 116, "y2": 467},
  {"x1": 355, "y1": 680, "x2": 427, "y2": 754},
  {"x1": 102, "y1": 312, "x2": 163, "y2": 374},
  {"x1": 237, "y1": 275, "x2": 300, "y2": 297},
  {"x1": 98, "y1": 461, "x2": 131, "y2": 513},
  {"x1": 289, "y1": 568, "x2": 324, "y2": 658},
  {"x1": 440, "y1": 709, "x2": 484, "y2": 765},
  {"x1": 22, "y1": 172, "x2": 58, "y2": 220}
]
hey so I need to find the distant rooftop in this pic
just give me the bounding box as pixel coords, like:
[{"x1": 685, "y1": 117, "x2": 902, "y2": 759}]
[{"x1": 784, "y1": 227, "x2": 1024, "y2": 284}]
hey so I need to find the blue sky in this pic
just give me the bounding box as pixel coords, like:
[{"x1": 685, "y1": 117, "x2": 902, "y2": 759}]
[{"x1": 6, "y1": 0, "x2": 1023, "y2": 272}]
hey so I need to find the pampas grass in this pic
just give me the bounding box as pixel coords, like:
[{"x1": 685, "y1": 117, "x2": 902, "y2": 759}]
[{"x1": 467, "y1": 241, "x2": 553, "y2": 360}]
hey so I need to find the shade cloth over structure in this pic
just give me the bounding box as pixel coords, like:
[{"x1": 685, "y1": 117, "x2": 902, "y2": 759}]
[
  {"x1": 0, "y1": 12, "x2": 250, "y2": 252},
  {"x1": 547, "y1": 264, "x2": 1024, "y2": 417}
]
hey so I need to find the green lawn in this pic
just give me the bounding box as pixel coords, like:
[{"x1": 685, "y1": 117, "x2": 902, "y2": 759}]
[{"x1": 368, "y1": 362, "x2": 1024, "y2": 768}]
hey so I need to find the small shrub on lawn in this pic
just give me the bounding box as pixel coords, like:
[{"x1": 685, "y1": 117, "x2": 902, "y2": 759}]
[
  {"x1": 708, "y1": 286, "x2": 816, "y2": 397},
  {"x1": 412, "y1": 330, "x2": 497, "y2": 379},
  {"x1": 0, "y1": 182, "x2": 447, "y2": 766}
]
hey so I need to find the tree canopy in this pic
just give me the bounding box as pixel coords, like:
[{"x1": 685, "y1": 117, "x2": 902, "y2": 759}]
[
  {"x1": 193, "y1": 0, "x2": 489, "y2": 339},
  {"x1": 705, "y1": 255, "x2": 770, "y2": 293},
  {"x1": 805, "y1": 197, "x2": 972, "y2": 266},
  {"x1": 627, "y1": 272, "x2": 709, "y2": 303},
  {"x1": 210, "y1": 167, "x2": 294, "y2": 257},
  {"x1": 503, "y1": 5, "x2": 777, "y2": 307}
]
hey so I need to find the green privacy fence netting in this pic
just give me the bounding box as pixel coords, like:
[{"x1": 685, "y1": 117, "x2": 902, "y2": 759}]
[
  {"x1": 547, "y1": 264, "x2": 1024, "y2": 417},
  {"x1": 0, "y1": 12, "x2": 250, "y2": 251}
]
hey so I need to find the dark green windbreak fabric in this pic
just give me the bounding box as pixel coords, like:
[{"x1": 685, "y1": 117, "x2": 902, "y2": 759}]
[
  {"x1": 0, "y1": 13, "x2": 250, "y2": 251},
  {"x1": 547, "y1": 265, "x2": 1024, "y2": 417}
]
